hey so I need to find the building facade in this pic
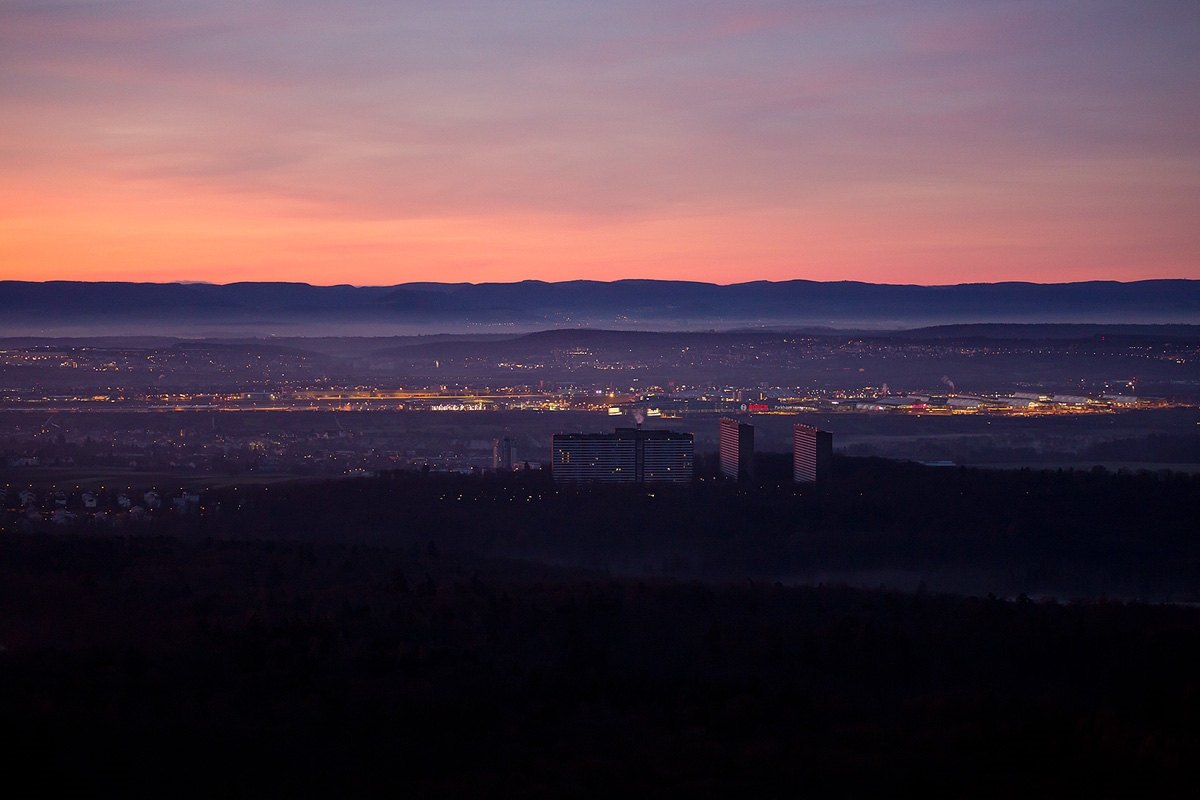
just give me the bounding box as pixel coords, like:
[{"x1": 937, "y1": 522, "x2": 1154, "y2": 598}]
[
  {"x1": 493, "y1": 436, "x2": 516, "y2": 470},
  {"x1": 793, "y1": 424, "x2": 833, "y2": 483},
  {"x1": 718, "y1": 417, "x2": 754, "y2": 481},
  {"x1": 552, "y1": 428, "x2": 693, "y2": 484}
]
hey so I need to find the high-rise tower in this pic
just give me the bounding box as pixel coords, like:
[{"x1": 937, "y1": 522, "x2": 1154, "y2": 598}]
[
  {"x1": 719, "y1": 417, "x2": 754, "y2": 481},
  {"x1": 793, "y1": 424, "x2": 832, "y2": 483}
]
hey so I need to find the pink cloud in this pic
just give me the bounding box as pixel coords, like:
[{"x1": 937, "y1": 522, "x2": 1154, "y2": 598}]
[{"x1": 0, "y1": 1, "x2": 1196, "y2": 284}]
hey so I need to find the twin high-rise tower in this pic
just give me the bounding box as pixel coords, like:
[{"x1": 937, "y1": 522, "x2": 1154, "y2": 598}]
[{"x1": 720, "y1": 418, "x2": 832, "y2": 483}]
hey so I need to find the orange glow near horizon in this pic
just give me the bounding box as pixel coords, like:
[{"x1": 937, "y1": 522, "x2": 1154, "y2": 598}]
[
  {"x1": 3, "y1": 170, "x2": 1194, "y2": 286},
  {"x1": 1, "y1": 3, "x2": 1197, "y2": 286}
]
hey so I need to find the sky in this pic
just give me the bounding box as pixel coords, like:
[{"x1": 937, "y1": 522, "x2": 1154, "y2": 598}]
[{"x1": 1, "y1": 0, "x2": 1198, "y2": 287}]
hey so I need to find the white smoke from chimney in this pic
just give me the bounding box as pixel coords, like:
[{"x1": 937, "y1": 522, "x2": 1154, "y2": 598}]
[{"x1": 941, "y1": 375, "x2": 956, "y2": 392}]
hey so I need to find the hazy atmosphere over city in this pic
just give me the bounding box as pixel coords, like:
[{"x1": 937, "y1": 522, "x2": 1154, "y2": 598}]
[{"x1": 3, "y1": 2, "x2": 1200, "y2": 796}]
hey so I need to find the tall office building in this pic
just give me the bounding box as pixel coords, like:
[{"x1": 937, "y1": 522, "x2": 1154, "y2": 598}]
[
  {"x1": 719, "y1": 417, "x2": 755, "y2": 481},
  {"x1": 793, "y1": 424, "x2": 833, "y2": 483},
  {"x1": 552, "y1": 428, "x2": 693, "y2": 484}
]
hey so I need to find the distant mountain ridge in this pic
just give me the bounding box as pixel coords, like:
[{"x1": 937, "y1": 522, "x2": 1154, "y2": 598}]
[{"x1": 4, "y1": 279, "x2": 1198, "y2": 336}]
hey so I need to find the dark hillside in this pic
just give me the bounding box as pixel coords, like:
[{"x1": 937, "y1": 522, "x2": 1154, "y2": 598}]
[
  {"x1": 5, "y1": 458, "x2": 1200, "y2": 793},
  {"x1": 6, "y1": 279, "x2": 1200, "y2": 335},
  {"x1": 1, "y1": 531, "x2": 1198, "y2": 795}
]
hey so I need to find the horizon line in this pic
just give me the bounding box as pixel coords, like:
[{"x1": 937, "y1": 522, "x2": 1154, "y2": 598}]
[{"x1": 4, "y1": 277, "x2": 1199, "y2": 290}]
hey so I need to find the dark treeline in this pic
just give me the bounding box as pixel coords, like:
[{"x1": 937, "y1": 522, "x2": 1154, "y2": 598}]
[
  {"x1": 2, "y1": 531, "x2": 1200, "y2": 795},
  {"x1": 5, "y1": 458, "x2": 1200, "y2": 793},
  {"x1": 841, "y1": 433, "x2": 1200, "y2": 468},
  {"x1": 149, "y1": 456, "x2": 1200, "y2": 600},
  {"x1": 1081, "y1": 432, "x2": 1200, "y2": 464}
]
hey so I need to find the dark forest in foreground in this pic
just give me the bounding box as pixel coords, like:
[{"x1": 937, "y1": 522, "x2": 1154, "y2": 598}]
[
  {"x1": 37, "y1": 455, "x2": 1191, "y2": 600},
  {"x1": 3, "y1": 458, "x2": 1200, "y2": 795},
  {"x1": 3, "y1": 537, "x2": 1200, "y2": 796}
]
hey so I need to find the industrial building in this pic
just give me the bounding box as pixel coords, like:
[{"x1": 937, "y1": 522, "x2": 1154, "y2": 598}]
[
  {"x1": 793, "y1": 424, "x2": 833, "y2": 483},
  {"x1": 552, "y1": 428, "x2": 693, "y2": 484},
  {"x1": 719, "y1": 417, "x2": 754, "y2": 482}
]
